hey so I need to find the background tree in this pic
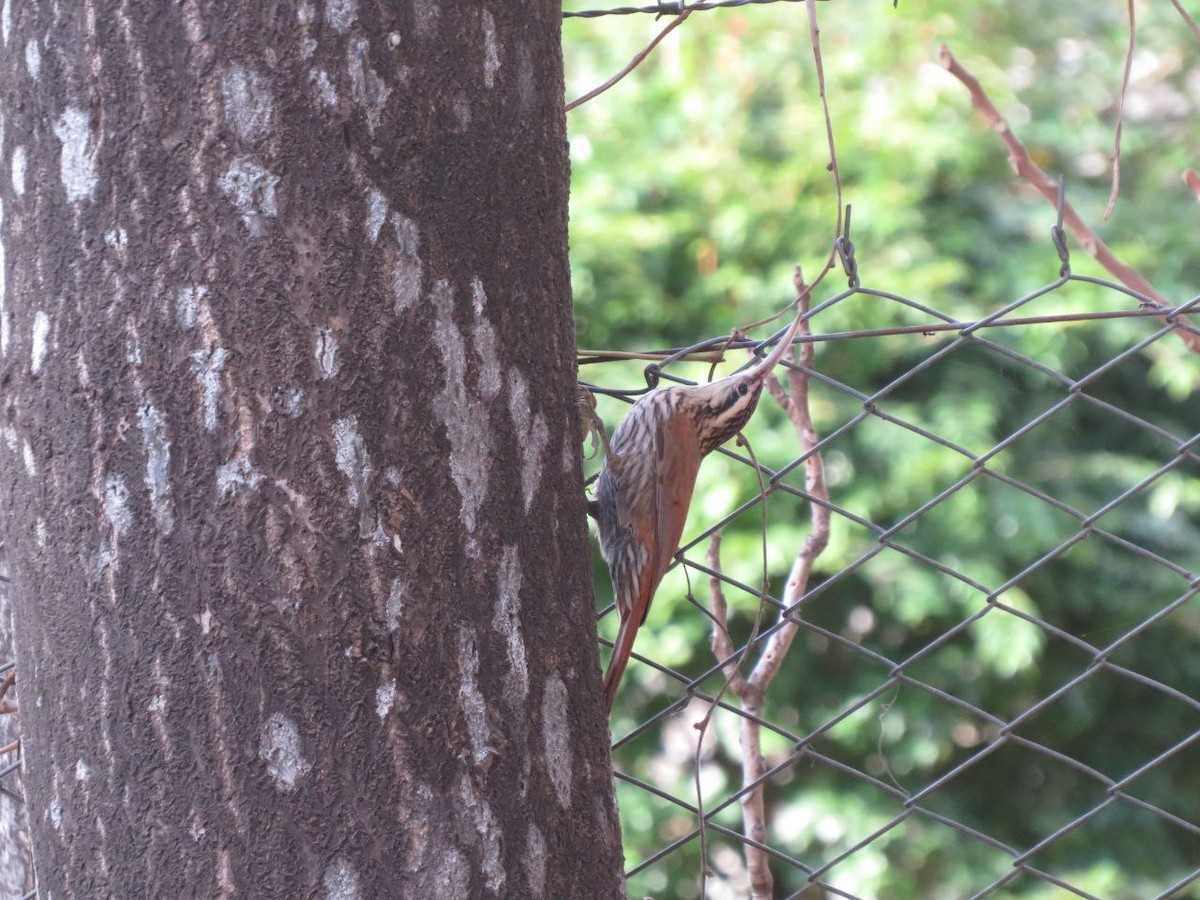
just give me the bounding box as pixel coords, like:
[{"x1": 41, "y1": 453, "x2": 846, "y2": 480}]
[
  {"x1": 0, "y1": 2, "x2": 623, "y2": 896},
  {"x1": 566, "y1": 1, "x2": 1200, "y2": 896}
]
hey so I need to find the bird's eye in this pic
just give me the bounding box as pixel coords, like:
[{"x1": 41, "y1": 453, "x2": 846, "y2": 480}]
[{"x1": 738, "y1": 383, "x2": 749, "y2": 396}]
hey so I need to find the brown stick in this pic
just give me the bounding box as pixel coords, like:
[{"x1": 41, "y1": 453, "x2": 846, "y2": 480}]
[
  {"x1": 706, "y1": 270, "x2": 830, "y2": 900},
  {"x1": 806, "y1": 0, "x2": 843, "y2": 250},
  {"x1": 708, "y1": 535, "x2": 750, "y2": 697},
  {"x1": 706, "y1": 536, "x2": 771, "y2": 897},
  {"x1": 1103, "y1": 0, "x2": 1135, "y2": 220},
  {"x1": 1169, "y1": 0, "x2": 1200, "y2": 42},
  {"x1": 565, "y1": 11, "x2": 692, "y2": 113},
  {"x1": 755, "y1": 273, "x2": 831, "y2": 691},
  {"x1": 938, "y1": 44, "x2": 1200, "y2": 354}
]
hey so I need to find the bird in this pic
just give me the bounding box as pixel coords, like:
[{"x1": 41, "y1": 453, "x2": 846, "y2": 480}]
[{"x1": 593, "y1": 307, "x2": 806, "y2": 712}]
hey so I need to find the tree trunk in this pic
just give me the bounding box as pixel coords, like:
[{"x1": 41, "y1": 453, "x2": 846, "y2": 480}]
[
  {"x1": 0, "y1": 550, "x2": 34, "y2": 898},
  {"x1": 0, "y1": 2, "x2": 624, "y2": 896}
]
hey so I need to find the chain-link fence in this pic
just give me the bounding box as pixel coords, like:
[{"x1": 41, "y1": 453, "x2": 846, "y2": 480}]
[{"x1": 586, "y1": 216, "x2": 1200, "y2": 896}]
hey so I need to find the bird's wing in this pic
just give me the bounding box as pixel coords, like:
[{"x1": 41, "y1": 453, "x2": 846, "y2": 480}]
[{"x1": 642, "y1": 411, "x2": 703, "y2": 624}]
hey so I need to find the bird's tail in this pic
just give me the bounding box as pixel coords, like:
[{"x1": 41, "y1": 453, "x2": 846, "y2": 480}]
[{"x1": 602, "y1": 616, "x2": 639, "y2": 712}]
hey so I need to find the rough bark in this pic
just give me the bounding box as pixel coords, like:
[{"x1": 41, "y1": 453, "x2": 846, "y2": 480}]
[
  {"x1": 0, "y1": 550, "x2": 33, "y2": 898},
  {"x1": 0, "y1": 2, "x2": 623, "y2": 897}
]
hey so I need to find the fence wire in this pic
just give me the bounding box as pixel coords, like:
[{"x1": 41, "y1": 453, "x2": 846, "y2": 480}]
[
  {"x1": 564, "y1": 0, "x2": 806, "y2": 19},
  {"x1": 589, "y1": 224, "x2": 1200, "y2": 897}
]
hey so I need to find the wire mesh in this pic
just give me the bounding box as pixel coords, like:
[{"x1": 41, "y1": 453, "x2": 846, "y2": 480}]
[
  {"x1": 590, "y1": 229, "x2": 1200, "y2": 897},
  {"x1": 563, "y1": 0, "x2": 805, "y2": 19}
]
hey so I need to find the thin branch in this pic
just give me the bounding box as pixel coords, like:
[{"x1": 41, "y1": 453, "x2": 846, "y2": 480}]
[
  {"x1": 694, "y1": 432, "x2": 770, "y2": 898},
  {"x1": 1169, "y1": 0, "x2": 1200, "y2": 42},
  {"x1": 704, "y1": 270, "x2": 830, "y2": 900},
  {"x1": 753, "y1": 271, "x2": 830, "y2": 690},
  {"x1": 938, "y1": 44, "x2": 1200, "y2": 355},
  {"x1": 685, "y1": 7, "x2": 841, "y2": 889},
  {"x1": 565, "y1": 10, "x2": 692, "y2": 112},
  {"x1": 1104, "y1": 0, "x2": 1135, "y2": 219},
  {"x1": 721, "y1": 0, "x2": 843, "y2": 351},
  {"x1": 807, "y1": 0, "x2": 842, "y2": 253},
  {"x1": 723, "y1": 0, "x2": 845, "y2": 425},
  {"x1": 706, "y1": 535, "x2": 771, "y2": 898},
  {"x1": 708, "y1": 536, "x2": 751, "y2": 695}
]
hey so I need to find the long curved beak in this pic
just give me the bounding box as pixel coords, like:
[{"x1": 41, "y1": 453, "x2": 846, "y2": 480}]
[{"x1": 744, "y1": 300, "x2": 807, "y2": 380}]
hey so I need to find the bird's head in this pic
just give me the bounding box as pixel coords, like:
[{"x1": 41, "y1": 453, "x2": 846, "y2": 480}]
[
  {"x1": 685, "y1": 370, "x2": 769, "y2": 456},
  {"x1": 683, "y1": 302, "x2": 806, "y2": 456}
]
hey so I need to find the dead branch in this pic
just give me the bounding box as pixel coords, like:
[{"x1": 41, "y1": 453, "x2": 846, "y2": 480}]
[
  {"x1": 754, "y1": 271, "x2": 831, "y2": 690},
  {"x1": 1169, "y1": 0, "x2": 1200, "y2": 42},
  {"x1": 806, "y1": 0, "x2": 843, "y2": 276},
  {"x1": 938, "y1": 44, "x2": 1200, "y2": 355},
  {"x1": 706, "y1": 535, "x2": 771, "y2": 897},
  {"x1": 1104, "y1": 0, "x2": 1135, "y2": 219},
  {"x1": 565, "y1": 10, "x2": 692, "y2": 113},
  {"x1": 707, "y1": 534, "x2": 751, "y2": 697},
  {"x1": 692, "y1": 6, "x2": 842, "y2": 887},
  {"x1": 705, "y1": 269, "x2": 830, "y2": 900}
]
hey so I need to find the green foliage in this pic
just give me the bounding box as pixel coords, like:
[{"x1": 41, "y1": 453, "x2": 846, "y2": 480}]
[{"x1": 567, "y1": 1, "x2": 1200, "y2": 896}]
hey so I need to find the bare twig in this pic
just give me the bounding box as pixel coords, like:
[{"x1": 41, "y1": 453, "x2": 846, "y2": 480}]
[
  {"x1": 708, "y1": 536, "x2": 750, "y2": 695},
  {"x1": 1169, "y1": 0, "x2": 1200, "y2": 42},
  {"x1": 1104, "y1": 0, "x2": 1135, "y2": 219},
  {"x1": 734, "y1": 0, "x2": 845, "y2": 349},
  {"x1": 705, "y1": 269, "x2": 830, "y2": 899},
  {"x1": 938, "y1": 44, "x2": 1200, "y2": 354},
  {"x1": 565, "y1": 10, "x2": 692, "y2": 112},
  {"x1": 725, "y1": 0, "x2": 846, "y2": 425},
  {"x1": 754, "y1": 270, "x2": 830, "y2": 687},
  {"x1": 706, "y1": 535, "x2": 771, "y2": 897},
  {"x1": 687, "y1": 7, "x2": 841, "y2": 889},
  {"x1": 692, "y1": 432, "x2": 770, "y2": 899},
  {"x1": 807, "y1": 0, "x2": 842, "y2": 253}
]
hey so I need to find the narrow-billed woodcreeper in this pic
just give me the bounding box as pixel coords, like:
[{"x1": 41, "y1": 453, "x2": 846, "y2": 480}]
[{"x1": 594, "y1": 310, "x2": 805, "y2": 711}]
